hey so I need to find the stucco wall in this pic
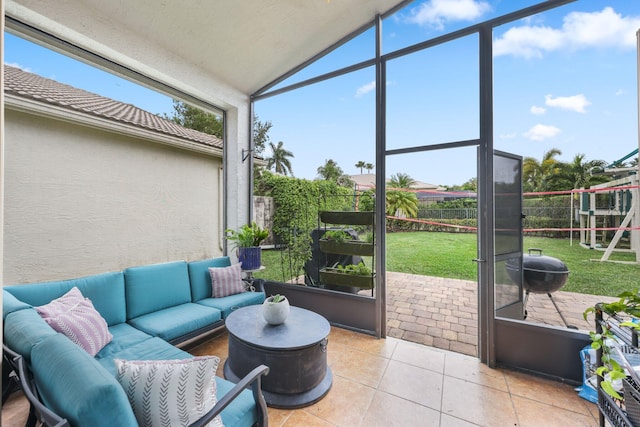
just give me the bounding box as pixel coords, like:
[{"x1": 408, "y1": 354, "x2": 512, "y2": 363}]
[{"x1": 4, "y1": 109, "x2": 223, "y2": 284}]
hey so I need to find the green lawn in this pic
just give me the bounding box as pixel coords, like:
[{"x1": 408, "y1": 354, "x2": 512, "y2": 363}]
[{"x1": 255, "y1": 232, "x2": 640, "y2": 298}]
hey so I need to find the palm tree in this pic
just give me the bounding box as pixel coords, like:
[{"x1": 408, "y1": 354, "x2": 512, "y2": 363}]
[
  {"x1": 365, "y1": 163, "x2": 374, "y2": 173},
  {"x1": 388, "y1": 172, "x2": 416, "y2": 189},
  {"x1": 266, "y1": 141, "x2": 294, "y2": 176},
  {"x1": 317, "y1": 159, "x2": 343, "y2": 182},
  {"x1": 522, "y1": 148, "x2": 562, "y2": 192},
  {"x1": 355, "y1": 160, "x2": 366, "y2": 174},
  {"x1": 386, "y1": 173, "x2": 418, "y2": 218},
  {"x1": 385, "y1": 189, "x2": 418, "y2": 218},
  {"x1": 557, "y1": 154, "x2": 608, "y2": 190}
]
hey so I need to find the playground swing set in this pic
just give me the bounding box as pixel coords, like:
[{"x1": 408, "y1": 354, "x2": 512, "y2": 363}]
[{"x1": 575, "y1": 148, "x2": 640, "y2": 263}]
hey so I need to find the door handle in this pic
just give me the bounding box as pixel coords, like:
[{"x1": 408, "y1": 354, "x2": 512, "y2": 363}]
[{"x1": 472, "y1": 258, "x2": 486, "y2": 263}]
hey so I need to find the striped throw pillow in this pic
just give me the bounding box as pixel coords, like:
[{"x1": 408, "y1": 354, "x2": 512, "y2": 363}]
[
  {"x1": 209, "y1": 263, "x2": 245, "y2": 298},
  {"x1": 115, "y1": 357, "x2": 224, "y2": 427},
  {"x1": 36, "y1": 286, "x2": 112, "y2": 356}
]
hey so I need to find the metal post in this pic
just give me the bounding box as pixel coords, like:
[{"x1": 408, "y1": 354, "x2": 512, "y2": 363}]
[
  {"x1": 374, "y1": 14, "x2": 387, "y2": 339},
  {"x1": 635, "y1": 30, "x2": 640, "y2": 262},
  {"x1": 478, "y1": 24, "x2": 495, "y2": 366},
  {"x1": 570, "y1": 190, "x2": 573, "y2": 246}
]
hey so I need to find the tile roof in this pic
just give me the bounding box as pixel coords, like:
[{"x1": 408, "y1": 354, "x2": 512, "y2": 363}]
[{"x1": 4, "y1": 65, "x2": 223, "y2": 150}]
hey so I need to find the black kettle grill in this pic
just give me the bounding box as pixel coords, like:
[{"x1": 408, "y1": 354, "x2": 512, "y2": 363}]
[{"x1": 507, "y1": 248, "x2": 572, "y2": 328}]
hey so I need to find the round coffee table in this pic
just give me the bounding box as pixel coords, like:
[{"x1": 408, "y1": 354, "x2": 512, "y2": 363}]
[{"x1": 223, "y1": 305, "x2": 332, "y2": 409}]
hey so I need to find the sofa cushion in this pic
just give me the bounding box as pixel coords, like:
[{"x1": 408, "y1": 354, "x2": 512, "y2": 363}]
[
  {"x1": 209, "y1": 263, "x2": 245, "y2": 298},
  {"x1": 31, "y1": 333, "x2": 138, "y2": 427},
  {"x1": 124, "y1": 261, "x2": 192, "y2": 319},
  {"x1": 36, "y1": 287, "x2": 113, "y2": 356},
  {"x1": 128, "y1": 303, "x2": 222, "y2": 342},
  {"x1": 95, "y1": 323, "x2": 156, "y2": 362},
  {"x1": 215, "y1": 377, "x2": 258, "y2": 427},
  {"x1": 197, "y1": 292, "x2": 266, "y2": 319},
  {"x1": 2, "y1": 289, "x2": 32, "y2": 320},
  {"x1": 188, "y1": 257, "x2": 232, "y2": 302},
  {"x1": 115, "y1": 356, "x2": 224, "y2": 427},
  {"x1": 97, "y1": 337, "x2": 191, "y2": 376},
  {"x1": 4, "y1": 271, "x2": 127, "y2": 326},
  {"x1": 4, "y1": 309, "x2": 57, "y2": 360}
]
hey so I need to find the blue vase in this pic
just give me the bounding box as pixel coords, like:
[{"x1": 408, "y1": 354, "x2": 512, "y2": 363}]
[{"x1": 238, "y1": 246, "x2": 261, "y2": 270}]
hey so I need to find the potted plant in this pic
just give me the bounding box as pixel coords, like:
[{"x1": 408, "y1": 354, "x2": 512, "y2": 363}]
[
  {"x1": 319, "y1": 229, "x2": 374, "y2": 257},
  {"x1": 226, "y1": 222, "x2": 269, "y2": 270},
  {"x1": 261, "y1": 294, "x2": 290, "y2": 325},
  {"x1": 319, "y1": 261, "x2": 375, "y2": 290}
]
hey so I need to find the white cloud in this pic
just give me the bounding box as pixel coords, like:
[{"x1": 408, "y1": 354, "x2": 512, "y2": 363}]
[
  {"x1": 615, "y1": 89, "x2": 626, "y2": 96},
  {"x1": 523, "y1": 124, "x2": 561, "y2": 141},
  {"x1": 407, "y1": 0, "x2": 490, "y2": 29},
  {"x1": 530, "y1": 105, "x2": 546, "y2": 115},
  {"x1": 494, "y1": 7, "x2": 640, "y2": 58},
  {"x1": 545, "y1": 94, "x2": 591, "y2": 113},
  {"x1": 4, "y1": 62, "x2": 31, "y2": 72},
  {"x1": 355, "y1": 81, "x2": 376, "y2": 98}
]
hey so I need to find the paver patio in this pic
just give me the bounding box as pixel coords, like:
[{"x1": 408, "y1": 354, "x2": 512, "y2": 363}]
[{"x1": 386, "y1": 271, "x2": 617, "y2": 357}]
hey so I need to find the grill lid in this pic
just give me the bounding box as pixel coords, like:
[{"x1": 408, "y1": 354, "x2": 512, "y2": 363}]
[{"x1": 523, "y1": 253, "x2": 569, "y2": 274}]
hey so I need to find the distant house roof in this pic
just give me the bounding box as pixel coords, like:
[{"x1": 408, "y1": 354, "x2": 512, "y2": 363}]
[
  {"x1": 350, "y1": 174, "x2": 445, "y2": 191},
  {"x1": 350, "y1": 173, "x2": 376, "y2": 189},
  {"x1": 410, "y1": 180, "x2": 444, "y2": 191},
  {"x1": 4, "y1": 65, "x2": 223, "y2": 150}
]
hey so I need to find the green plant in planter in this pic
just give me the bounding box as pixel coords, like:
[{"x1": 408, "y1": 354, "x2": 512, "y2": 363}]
[
  {"x1": 584, "y1": 290, "x2": 640, "y2": 399},
  {"x1": 269, "y1": 294, "x2": 286, "y2": 303},
  {"x1": 226, "y1": 222, "x2": 269, "y2": 248},
  {"x1": 321, "y1": 230, "x2": 349, "y2": 243},
  {"x1": 336, "y1": 262, "x2": 372, "y2": 276}
]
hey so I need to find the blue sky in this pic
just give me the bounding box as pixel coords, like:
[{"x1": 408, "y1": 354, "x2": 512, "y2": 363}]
[{"x1": 5, "y1": 0, "x2": 640, "y2": 187}]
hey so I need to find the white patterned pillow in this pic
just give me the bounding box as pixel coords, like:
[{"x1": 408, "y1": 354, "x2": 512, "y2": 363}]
[
  {"x1": 209, "y1": 263, "x2": 245, "y2": 298},
  {"x1": 115, "y1": 357, "x2": 224, "y2": 427},
  {"x1": 36, "y1": 287, "x2": 113, "y2": 356}
]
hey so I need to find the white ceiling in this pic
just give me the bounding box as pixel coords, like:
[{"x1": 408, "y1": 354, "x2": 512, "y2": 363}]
[{"x1": 6, "y1": 0, "x2": 407, "y2": 98}]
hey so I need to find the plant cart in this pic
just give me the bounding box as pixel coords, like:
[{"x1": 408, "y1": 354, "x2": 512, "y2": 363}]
[{"x1": 317, "y1": 210, "x2": 375, "y2": 296}]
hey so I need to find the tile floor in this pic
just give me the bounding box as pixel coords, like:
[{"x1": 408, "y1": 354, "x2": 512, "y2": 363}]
[
  {"x1": 3, "y1": 271, "x2": 612, "y2": 426},
  {"x1": 2, "y1": 326, "x2": 598, "y2": 427}
]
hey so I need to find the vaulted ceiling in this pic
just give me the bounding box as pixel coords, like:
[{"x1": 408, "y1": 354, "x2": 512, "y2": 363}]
[{"x1": 6, "y1": 0, "x2": 407, "y2": 102}]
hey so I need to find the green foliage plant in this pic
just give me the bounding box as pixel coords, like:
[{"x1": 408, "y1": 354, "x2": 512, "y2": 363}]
[
  {"x1": 358, "y1": 190, "x2": 375, "y2": 212},
  {"x1": 253, "y1": 171, "x2": 352, "y2": 281},
  {"x1": 336, "y1": 262, "x2": 372, "y2": 276},
  {"x1": 584, "y1": 290, "x2": 640, "y2": 399},
  {"x1": 267, "y1": 294, "x2": 285, "y2": 303},
  {"x1": 226, "y1": 222, "x2": 269, "y2": 249},
  {"x1": 322, "y1": 230, "x2": 349, "y2": 243}
]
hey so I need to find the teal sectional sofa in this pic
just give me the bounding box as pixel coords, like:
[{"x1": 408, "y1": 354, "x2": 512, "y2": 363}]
[{"x1": 2, "y1": 257, "x2": 268, "y2": 427}]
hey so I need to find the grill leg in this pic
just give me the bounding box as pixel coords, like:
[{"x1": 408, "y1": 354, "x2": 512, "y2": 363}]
[
  {"x1": 523, "y1": 291, "x2": 530, "y2": 319},
  {"x1": 547, "y1": 293, "x2": 577, "y2": 329}
]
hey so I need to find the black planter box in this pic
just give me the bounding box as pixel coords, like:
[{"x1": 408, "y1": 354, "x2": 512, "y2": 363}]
[
  {"x1": 319, "y1": 211, "x2": 374, "y2": 226},
  {"x1": 319, "y1": 267, "x2": 374, "y2": 290},
  {"x1": 318, "y1": 240, "x2": 374, "y2": 257}
]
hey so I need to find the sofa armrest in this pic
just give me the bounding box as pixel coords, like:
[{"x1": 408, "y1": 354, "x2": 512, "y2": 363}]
[
  {"x1": 189, "y1": 364, "x2": 270, "y2": 427},
  {"x1": 16, "y1": 353, "x2": 70, "y2": 427}
]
